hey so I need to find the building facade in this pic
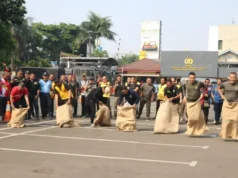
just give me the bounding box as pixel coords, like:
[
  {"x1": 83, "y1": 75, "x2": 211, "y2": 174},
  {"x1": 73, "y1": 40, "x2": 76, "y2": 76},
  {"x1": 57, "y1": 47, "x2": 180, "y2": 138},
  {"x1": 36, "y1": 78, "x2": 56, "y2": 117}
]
[{"x1": 208, "y1": 25, "x2": 238, "y2": 53}]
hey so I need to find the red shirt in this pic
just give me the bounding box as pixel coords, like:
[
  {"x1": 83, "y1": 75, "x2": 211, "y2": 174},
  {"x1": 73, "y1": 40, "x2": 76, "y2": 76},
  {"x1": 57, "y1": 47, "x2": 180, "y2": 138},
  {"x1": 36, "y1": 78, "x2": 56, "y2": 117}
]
[{"x1": 11, "y1": 86, "x2": 28, "y2": 102}]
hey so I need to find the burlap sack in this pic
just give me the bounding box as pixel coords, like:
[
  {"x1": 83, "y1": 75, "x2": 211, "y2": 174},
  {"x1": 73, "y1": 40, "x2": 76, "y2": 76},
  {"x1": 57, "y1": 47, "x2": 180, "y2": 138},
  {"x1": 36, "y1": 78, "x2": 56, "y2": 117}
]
[
  {"x1": 7, "y1": 108, "x2": 28, "y2": 128},
  {"x1": 185, "y1": 100, "x2": 208, "y2": 136},
  {"x1": 154, "y1": 100, "x2": 179, "y2": 134},
  {"x1": 56, "y1": 104, "x2": 75, "y2": 128},
  {"x1": 116, "y1": 106, "x2": 137, "y2": 132},
  {"x1": 94, "y1": 104, "x2": 111, "y2": 126},
  {"x1": 220, "y1": 100, "x2": 238, "y2": 140}
]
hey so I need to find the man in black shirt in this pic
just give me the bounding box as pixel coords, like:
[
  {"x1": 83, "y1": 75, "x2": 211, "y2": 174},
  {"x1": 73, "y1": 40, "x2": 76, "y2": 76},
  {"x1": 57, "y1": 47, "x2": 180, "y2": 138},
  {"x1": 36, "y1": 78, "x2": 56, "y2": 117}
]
[
  {"x1": 68, "y1": 74, "x2": 79, "y2": 117},
  {"x1": 86, "y1": 87, "x2": 110, "y2": 126},
  {"x1": 118, "y1": 86, "x2": 140, "y2": 106},
  {"x1": 113, "y1": 75, "x2": 123, "y2": 117},
  {"x1": 12, "y1": 69, "x2": 25, "y2": 87},
  {"x1": 28, "y1": 73, "x2": 40, "y2": 119},
  {"x1": 128, "y1": 77, "x2": 139, "y2": 94},
  {"x1": 164, "y1": 80, "x2": 180, "y2": 104}
]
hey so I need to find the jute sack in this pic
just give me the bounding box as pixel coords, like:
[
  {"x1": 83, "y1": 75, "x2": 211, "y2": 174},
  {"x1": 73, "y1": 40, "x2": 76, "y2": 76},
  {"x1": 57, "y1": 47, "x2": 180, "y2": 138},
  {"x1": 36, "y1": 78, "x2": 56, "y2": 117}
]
[
  {"x1": 154, "y1": 100, "x2": 179, "y2": 134},
  {"x1": 220, "y1": 100, "x2": 238, "y2": 140},
  {"x1": 7, "y1": 108, "x2": 28, "y2": 128},
  {"x1": 116, "y1": 106, "x2": 137, "y2": 132},
  {"x1": 185, "y1": 100, "x2": 208, "y2": 136},
  {"x1": 94, "y1": 104, "x2": 111, "y2": 126},
  {"x1": 56, "y1": 104, "x2": 75, "y2": 128}
]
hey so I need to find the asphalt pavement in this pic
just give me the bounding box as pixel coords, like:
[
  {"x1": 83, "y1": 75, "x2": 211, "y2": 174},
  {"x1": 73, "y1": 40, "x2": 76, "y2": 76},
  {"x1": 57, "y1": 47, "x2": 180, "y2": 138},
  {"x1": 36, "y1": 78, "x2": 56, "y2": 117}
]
[{"x1": 0, "y1": 100, "x2": 237, "y2": 178}]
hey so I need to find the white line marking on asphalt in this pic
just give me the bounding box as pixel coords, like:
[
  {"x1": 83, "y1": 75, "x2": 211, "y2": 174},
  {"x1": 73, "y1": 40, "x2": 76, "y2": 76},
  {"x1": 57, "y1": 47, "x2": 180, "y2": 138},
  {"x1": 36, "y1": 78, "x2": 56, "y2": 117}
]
[
  {"x1": 20, "y1": 133, "x2": 208, "y2": 149},
  {"x1": 0, "y1": 126, "x2": 56, "y2": 140},
  {"x1": 189, "y1": 161, "x2": 198, "y2": 167},
  {"x1": 0, "y1": 147, "x2": 196, "y2": 166},
  {"x1": 0, "y1": 120, "x2": 55, "y2": 131}
]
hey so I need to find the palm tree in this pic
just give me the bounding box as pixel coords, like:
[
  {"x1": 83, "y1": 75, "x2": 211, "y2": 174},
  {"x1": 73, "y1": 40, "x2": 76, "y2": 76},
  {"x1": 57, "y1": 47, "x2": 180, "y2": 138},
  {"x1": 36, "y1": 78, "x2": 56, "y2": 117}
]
[{"x1": 76, "y1": 11, "x2": 116, "y2": 48}]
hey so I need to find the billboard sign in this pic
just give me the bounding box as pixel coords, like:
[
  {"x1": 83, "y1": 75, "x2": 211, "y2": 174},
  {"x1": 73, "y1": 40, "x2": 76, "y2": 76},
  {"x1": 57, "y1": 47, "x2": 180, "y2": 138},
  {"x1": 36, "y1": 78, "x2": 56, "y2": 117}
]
[
  {"x1": 161, "y1": 51, "x2": 218, "y2": 77},
  {"x1": 141, "y1": 21, "x2": 161, "y2": 60}
]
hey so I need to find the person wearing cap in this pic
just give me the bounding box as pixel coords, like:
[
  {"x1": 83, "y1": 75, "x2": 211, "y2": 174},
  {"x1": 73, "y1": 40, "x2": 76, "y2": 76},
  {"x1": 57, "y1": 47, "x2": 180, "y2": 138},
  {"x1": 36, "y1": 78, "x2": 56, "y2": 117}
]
[
  {"x1": 12, "y1": 69, "x2": 25, "y2": 88},
  {"x1": 80, "y1": 74, "x2": 89, "y2": 117},
  {"x1": 39, "y1": 72, "x2": 52, "y2": 119},
  {"x1": 10, "y1": 83, "x2": 30, "y2": 109},
  {"x1": 86, "y1": 86, "x2": 110, "y2": 127}
]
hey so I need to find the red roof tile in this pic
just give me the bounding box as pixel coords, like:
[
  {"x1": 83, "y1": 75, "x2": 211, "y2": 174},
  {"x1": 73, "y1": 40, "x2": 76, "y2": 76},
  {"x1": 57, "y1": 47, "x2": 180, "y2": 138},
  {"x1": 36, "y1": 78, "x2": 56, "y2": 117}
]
[{"x1": 117, "y1": 58, "x2": 160, "y2": 73}]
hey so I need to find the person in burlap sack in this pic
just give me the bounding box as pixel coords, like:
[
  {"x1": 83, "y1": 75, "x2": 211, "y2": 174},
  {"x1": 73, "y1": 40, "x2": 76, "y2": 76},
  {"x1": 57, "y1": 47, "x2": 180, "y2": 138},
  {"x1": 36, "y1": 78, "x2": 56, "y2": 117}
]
[
  {"x1": 54, "y1": 80, "x2": 75, "y2": 128},
  {"x1": 86, "y1": 86, "x2": 111, "y2": 127},
  {"x1": 116, "y1": 86, "x2": 139, "y2": 132},
  {"x1": 182, "y1": 72, "x2": 208, "y2": 136},
  {"x1": 154, "y1": 80, "x2": 180, "y2": 134},
  {"x1": 218, "y1": 72, "x2": 238, "y2": 140},
  {"x1": 8, "y1": 83, "x2": 30, "y2": 128}
]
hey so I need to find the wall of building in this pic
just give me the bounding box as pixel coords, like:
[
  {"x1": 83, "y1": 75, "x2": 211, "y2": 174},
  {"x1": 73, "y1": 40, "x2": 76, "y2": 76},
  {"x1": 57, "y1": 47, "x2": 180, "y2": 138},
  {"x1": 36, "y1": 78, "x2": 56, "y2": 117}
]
[
  {"x1": 218, "y1": 52, "x2": 238, "y2": 63},
  {"x1": 219, "y1": 25, "x2": 238, "y2": 53},
  {"x1": 208, "y1": 26, "x2": 219, "y2": 51}
]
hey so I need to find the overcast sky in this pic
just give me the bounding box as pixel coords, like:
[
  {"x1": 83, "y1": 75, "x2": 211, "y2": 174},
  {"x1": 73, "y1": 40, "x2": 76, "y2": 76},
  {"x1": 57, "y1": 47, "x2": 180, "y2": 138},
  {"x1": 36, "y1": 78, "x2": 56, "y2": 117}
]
[{"x1": 26, "y1": 0, "x2": 238, "y2": 56}]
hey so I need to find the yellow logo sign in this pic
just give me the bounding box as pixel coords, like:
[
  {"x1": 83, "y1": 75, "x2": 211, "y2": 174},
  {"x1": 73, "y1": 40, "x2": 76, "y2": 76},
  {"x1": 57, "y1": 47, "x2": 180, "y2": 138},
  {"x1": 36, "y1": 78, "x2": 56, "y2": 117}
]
[{"x1": 184, "y1": 58, "x2": 193, "y2": 65}]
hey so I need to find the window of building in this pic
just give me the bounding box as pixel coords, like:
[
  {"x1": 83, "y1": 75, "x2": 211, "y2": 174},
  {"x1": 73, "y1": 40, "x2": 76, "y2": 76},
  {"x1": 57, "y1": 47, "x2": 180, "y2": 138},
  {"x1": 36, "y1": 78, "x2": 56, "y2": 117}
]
[{"x1": 218, "y1": 40, "x2": 223, "y2": 50}]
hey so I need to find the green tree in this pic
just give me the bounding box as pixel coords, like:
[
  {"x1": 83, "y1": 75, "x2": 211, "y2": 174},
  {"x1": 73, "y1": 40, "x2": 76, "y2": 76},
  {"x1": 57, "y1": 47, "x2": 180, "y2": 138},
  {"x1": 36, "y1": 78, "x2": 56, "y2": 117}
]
[
  {"x1": 118, "y1": 53, "x2": 139, "y2": 66},
  {"x1": 33, "y1": 23, "x2": 81, "y2": 60},
  {"x1": 0, "y1": 0, "x2": 27, "y2": 24},
  {"x1": 75, "y1": 11, "x2": 116, "y2": 48},
  {"x1": 91, "y1": 49, "x2": 108, "y2": 57}
]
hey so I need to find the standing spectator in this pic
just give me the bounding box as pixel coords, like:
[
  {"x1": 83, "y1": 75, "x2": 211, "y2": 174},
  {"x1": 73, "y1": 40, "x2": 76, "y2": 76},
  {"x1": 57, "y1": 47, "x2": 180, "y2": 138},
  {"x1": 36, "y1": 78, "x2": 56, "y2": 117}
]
[
  {"x1": 24, "y1": 70, "x2": 31, "y2": 120},
  {"x1": 49, "y1": 74, "x2": 55, "y2": 117},
  {"x1": 2, "y1": 63, "x2": 11, "y2": 72},
  {"x1": 80, "y1": 74, "x2": 88, "y2": 117},
  {"x1": 60, "y1": 74, "x2": 68, "y2": 87},
  {"x1": 10, "y1": 83, "x2": 30, "y2": 109},
  {"x1": 153, "y1": 80, "x2": 159, "y2": 101},
  {"x1": 156, "y1": 77, "x2": 166, "y2": 116},
  {"x1": 100, "y1": 76, "x2": 112, "y2": 118},
  {"x1": 138, "y1": 78, "x2": 155, "y2": 120},
  {"x1": 202, "y1": 79, "x2": 212, "y2": 125},
  {"x1": 68, "y1": 74, "x2": 79, "y2": 117},
  {"x1": 85, "y1": 77, "x2": 97, "y2": 117},
  {"x1": 12, "y1": 69, "x2": 25, "y2": 87},
  {"x1": 128, "y1": 77, "x2": 140, "y2": 93},
  {"x1": 125, "y1": 77, "x2": 131, "y2": 87},
  {"x1": 28, "y1": 73, "x2": 40, "y2": 119},
  {"x1": 211, "y1": 78, "x2": 223, "y2": 125},
  {"x1": 113, "y1": 75, "x2": 123, "y2": 117},
  {"x1": 96, "y1": 74, "x2": 102, "y2": 87},
  {"x1": 0, "y1": 72, "x2": 12, "y2": 121},
  {"x1": 39, "y1": 72, "x2": 52, "y2": 119}
]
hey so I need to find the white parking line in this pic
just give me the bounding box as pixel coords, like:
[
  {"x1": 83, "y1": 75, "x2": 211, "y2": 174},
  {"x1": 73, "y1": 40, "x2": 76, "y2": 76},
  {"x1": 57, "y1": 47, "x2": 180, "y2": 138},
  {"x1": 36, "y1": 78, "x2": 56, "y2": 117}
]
[
  {"x1": 0, "y1": 120, "x2": 56, "y2": 131},
  {"x1": 16, "y1": 133, "x2": 208, "y2": 149},
  {"x1": 0, "y1": 147, "x2": 197, "y2": 167},
  {"x1": 0, "y1": 126, "x2": 56, "y2": 140}
]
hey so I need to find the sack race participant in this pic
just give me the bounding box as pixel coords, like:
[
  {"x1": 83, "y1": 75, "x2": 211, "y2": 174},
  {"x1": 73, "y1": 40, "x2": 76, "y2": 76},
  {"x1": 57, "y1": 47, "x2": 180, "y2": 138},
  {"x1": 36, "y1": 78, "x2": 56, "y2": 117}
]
[
  {"x1": 218, "y1": 72, "x2": 238, "y2": 140},
  {"x1": 116, "y1": 86, "x2": 139, "y2": 132},
  {"x1": 8, "y1": 83, "x2": 30, "y2": 128},
  {"x1": 94, "y1": 104, "x2": 111, "y2": 127},
  {"x1": 54, "y1": 80, "x2": 74, "y2": 128},
  {"x1": 86, "y1": 86, "x2": 111, "y2": 127},
  {"x1": 154, "y1": 80, "x2": 180, "y2": 134},
  {"x1": 183, "y1": 72, "x2": 208, "y2": 136}
]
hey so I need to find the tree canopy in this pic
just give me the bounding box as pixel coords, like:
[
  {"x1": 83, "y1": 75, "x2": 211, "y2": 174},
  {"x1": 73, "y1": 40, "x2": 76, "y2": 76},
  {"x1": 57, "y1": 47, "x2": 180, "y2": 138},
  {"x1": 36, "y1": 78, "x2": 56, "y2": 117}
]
[{"x1": 118, "y1": 53, "x2": 139, "y2": 66}]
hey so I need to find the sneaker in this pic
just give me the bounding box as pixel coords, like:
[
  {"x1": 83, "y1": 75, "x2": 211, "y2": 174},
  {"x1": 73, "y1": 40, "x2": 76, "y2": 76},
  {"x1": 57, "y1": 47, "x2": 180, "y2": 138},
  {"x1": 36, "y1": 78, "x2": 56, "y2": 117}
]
[
  {"x1": 90, "y1": 124, "x2": 95, "y2": 128},
  {"x1": 137, "y1": 116, "x2": 140, "y2": 120},
  {"x1": 146, "y1": 117, "x2": 150, "y2": 121},
  {"x1": 213, "y1": 120, "x2": 216, "y2": 124}
]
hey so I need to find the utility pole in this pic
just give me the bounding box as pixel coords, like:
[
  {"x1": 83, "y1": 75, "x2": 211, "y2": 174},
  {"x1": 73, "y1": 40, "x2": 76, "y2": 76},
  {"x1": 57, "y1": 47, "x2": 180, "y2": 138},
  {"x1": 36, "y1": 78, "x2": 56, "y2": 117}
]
[{"x1": 116, "y1": 37, "x2": 121, "y2": 60}]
